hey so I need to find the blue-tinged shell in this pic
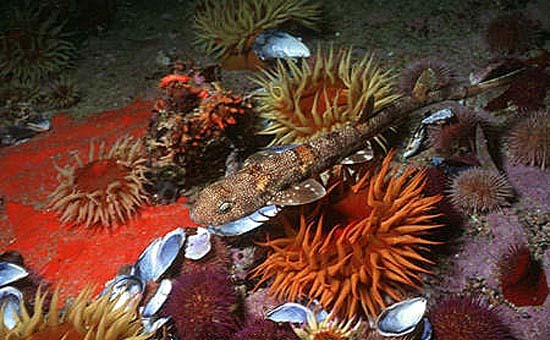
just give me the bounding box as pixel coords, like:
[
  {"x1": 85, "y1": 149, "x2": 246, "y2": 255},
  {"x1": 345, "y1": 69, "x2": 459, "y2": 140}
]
[
  {"x1": 100, "y1": 274, "x2": 144, "y2": 310},
  {"x1": 377, "y1": 297, "x2": 428, "y2": 337},
  {"x1": 266, "y1": 302, "x2": 314, "y2": 324},
  {"x1": 184, "y1": 227, "x2": 211, "y2": 260},
  {"x1": 0, "y1": 286, "x2": 23, "y2": 330},
  {"x1": 208, "y1": 205, "x2": 281, "y2": 237},
  {"x1": 142, "y1": 279, "x2": 172, "y2": 317},
  {"x1": 0, "y1": 262, "x2": 28, "y2": 287},
  {"x1": 253, "y1": 29, "x2": 310, "y2": 61},
  {"x1": 133, "y1": 228, "x2": 186, "y2": 281}
]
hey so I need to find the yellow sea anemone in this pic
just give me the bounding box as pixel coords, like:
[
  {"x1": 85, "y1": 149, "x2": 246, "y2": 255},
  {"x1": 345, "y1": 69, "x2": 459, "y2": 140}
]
[
  {"x1": 252, "y1": 152, "x2": 442, "y2": 319},
  {"x1": 193, "y1": 0, "x2": 321, "y2": 70},
  {"x1": 254, "y1": 47, "x2": 399, "y2": 145},
  {"x1": 0, "y1": 287, "x2": 149, "y2": 340},
  {"x1": 293, "y1": 313, "x2": 365, "y2": 340},
  {"x1": 48, "y1": 135, "x2": 149, "y2": 228}
]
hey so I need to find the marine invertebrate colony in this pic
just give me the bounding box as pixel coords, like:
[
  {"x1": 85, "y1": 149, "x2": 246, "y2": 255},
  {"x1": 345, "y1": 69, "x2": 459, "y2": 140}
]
[
  {"x1": 193, "y1": 0, "x2": 321, "y2": 69},
  {"x1": 448, "y1": 167, "x2": 514, "y2": 213},
  {"x1": 161, "y1": 267, "x2": 240, "y2": 340},
  {"x1": 252, "y1": 152, "x2": 442, "y2": 318},
  {"x1": 255, "y1": 47, "x2": 399, "y2": 145},
  {"x1": 429, "y1": 296, "x2": 513, "y2": 340},
  {"x1": 0, "y1": 287, "x2": 149, "y2": 340},
  {"x1": 145, "y1": 75, "x2": 258, "y2": 193},
  {"x1": 507, "y1": 110, "x2": 550, "y2": 170},
  {"x1": 49, "y1": 136, "x2": 149, "y2": 228}
]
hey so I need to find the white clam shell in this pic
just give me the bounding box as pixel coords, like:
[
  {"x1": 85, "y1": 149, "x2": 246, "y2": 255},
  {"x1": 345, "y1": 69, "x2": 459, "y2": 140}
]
[
  {"x1": 377, "y1": 297, "x2": 427, "y2": 337},
  {"x1": 184, "y1": 227, "x2": 211, "y2": 260}
]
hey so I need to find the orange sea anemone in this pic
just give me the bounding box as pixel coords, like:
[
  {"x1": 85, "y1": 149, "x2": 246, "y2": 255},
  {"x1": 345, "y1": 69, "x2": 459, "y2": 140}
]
[
  {"x1": 49, "y1": 135, "x2": 149, "y2": 228},
  {"x1": 254, "y1": 47, "x2": 399, "y2": 146},
  {"x1": 252, "y1": 152, "x2": 442, "y2": 319},
  {"x1": 193, "y1": 0, "x2": 321, "y2": 70},
  {"x1": 0, "y1": 287, "x2": 149, "y2": 340}
]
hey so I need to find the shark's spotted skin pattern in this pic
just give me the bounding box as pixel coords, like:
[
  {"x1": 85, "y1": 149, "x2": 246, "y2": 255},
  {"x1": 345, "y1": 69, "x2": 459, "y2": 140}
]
[{"x1": 191, "y1": 71, "x2": 521, "y2": 227}]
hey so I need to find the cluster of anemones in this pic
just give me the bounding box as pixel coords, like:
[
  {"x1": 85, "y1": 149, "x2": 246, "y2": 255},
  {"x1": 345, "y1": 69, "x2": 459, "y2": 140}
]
[
  {"x1": 254, "y1": 46, "x2": 399, "y2": 146},
  {"x1": 0, "y1": 287, "x2": 148, "y2": 340},
  {"x1": 193, "y1": 0, "x2": 321, "y2": 70},
  {"x1": 145, "y1": 73, "x2": 258, "y2": 197},
  {"x1": 49, "y1": 135, "x2": 149, "y2": 228},
  {"x1": 252, "y1": 151, "x2": 442, "y2": 319}
]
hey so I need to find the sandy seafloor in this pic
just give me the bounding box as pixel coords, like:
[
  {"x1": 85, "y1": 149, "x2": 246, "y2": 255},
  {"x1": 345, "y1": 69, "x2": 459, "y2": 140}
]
[{"x1": 1, "y1": 0, "x2": 550, "y2": 339}]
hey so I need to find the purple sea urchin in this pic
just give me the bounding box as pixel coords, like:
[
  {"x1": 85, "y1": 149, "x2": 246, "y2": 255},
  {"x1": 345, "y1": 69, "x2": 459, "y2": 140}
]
[
  {"x1": 429, "y1": 296, "x2": 513, "y2": 340},
  {"x1": 485, "y1": 13, "x2": 537, "y2": 56},
  {"x1": 162, "y1": 267, "x2": 240, "y2": 340},
  {"x1": 507, "y1": 110, "x2": 550, "y2": 170},
  {"x1": 427, "y1": 105, "x2": 481, "y2": 158},
  {"x1": 448, "y1": 167, "x2": 514, "y2": 213},
  {"x1": 398, "y1": 58, "x2": 455, "y2": 102},
  {"x1": 233, "y1": 318, "x2": 298, "y2": 340}
]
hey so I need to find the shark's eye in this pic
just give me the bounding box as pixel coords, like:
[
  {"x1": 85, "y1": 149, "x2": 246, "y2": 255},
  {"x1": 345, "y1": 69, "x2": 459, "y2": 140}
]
[{"x1": 218, "y1": 201, "x2": 233, "y2": 215}]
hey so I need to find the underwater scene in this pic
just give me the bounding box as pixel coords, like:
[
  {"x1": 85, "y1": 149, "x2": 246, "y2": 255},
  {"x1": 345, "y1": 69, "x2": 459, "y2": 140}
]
[{"x1": 0, "y1": 0, "x2": 549, "y2": 339}]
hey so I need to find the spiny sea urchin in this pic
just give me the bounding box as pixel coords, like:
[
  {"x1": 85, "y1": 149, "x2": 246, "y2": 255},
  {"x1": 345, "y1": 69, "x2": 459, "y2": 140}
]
[
  {"x1": 499, "y1": 244, "x2": 548, "y2": 307},
  {"x1": 507, "y1": 110, "x2": 550, "y2": 170},
  {"x1": 485, "y1": 13, "x2": 538, "y2": 56},
  {"x1": 0, "y1": 287, "x2": 149, "y2": 340},
  {"x1": 252, "y1": 152, "x2": 442, "y2": 318},
  {"x1": 398, "y1": 58, "x2": 455, "y2": 102},
  {"x1": 426, "y1": 105, "x2": 483, "y2": 159},
  {"x1": 49, "y1": 135, "x2": 149, "y2": 228},
  {"x1": 233, "y1": 318, "x2": 298, "y2": 340},
  {"x1": 193, "y1": 0, "x2": 321, "y2": 70},
  {"x1": 429, "y1": 295, "x2": 513, "y2": 340},
  {"x1": 254, "y1": 46, "x2": 399, "y2": 145},
  {"x1": 161, "y1": 267, "x2": 240, "y2": 340},
  {"x1": 448, "y1": 167, "x2": 514, "y2": 213}
]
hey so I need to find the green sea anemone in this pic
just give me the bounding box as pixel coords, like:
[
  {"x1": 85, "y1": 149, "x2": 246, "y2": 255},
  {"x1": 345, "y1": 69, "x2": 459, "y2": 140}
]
[
  {"x1": 0, "y1": 287, "x2": 150, "y2": 340},
  {"x1": 254, "y1": 46, "x2": 399, "y2": 145},
  {"x1": 0, "y1": 2, "x2": 76, "y2": 83},
  {"x1": 46, "y1": 75, "x2": 80, "y2": 109},
  {"x1": 193, "y1": 0, "x2": 321, "y2": 69}
]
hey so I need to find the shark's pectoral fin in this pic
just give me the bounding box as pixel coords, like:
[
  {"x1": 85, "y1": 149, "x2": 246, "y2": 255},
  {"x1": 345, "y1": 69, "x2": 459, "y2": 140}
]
[{"x1": 268, "y1": 178, "x2": 326, "y2": 206}]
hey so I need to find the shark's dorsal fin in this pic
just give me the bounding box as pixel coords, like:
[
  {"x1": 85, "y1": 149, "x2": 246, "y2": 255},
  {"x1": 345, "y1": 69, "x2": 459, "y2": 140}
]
[{"x1": 357, "y1": 94, "x2": 375, "y2": 124}]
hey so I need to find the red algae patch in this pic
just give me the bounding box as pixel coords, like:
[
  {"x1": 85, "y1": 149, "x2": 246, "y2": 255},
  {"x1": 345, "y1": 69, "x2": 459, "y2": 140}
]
[{"x1": 0, "y1": 101, "x2": 196, "y2": 300}]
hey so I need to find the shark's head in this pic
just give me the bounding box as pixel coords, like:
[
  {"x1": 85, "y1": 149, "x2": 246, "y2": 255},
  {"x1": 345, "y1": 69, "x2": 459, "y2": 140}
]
[{"x1": 190, "y1": 171, "x2": 259, "y2": 226}]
